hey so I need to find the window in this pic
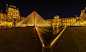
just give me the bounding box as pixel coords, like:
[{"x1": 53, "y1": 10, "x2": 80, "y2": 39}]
[
  {"x1": 14, "y1": 18, "x2": 15, "y2": 21},
  {"x1": 10, "y1": 18, "x2": 11, "y2": 21}
]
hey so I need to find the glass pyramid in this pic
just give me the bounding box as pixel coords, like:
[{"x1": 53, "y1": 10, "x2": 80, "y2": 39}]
[{"x1": 17, "y1": 11, "x2": 50, "y2": 27}]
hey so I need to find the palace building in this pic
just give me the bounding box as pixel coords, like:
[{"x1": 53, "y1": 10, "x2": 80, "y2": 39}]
[
  {"x1": 61, "y1": 17, "x2": 76, "y2": 26},
  {"x1": 75, "y1": 7, "x2": 86, "y2": 26},
  {"x1": 45, "y1": 7, "x2": 86, "y2": 26},
  {"x1": 52, "y1": 15, "x2": 61, "y2": 26},
  {"x1": 0, "y1": 4, "x2": 25, "y2": 28},
  {"x1": 46, "y1": 16, "x2": 76, "y2": 26}
]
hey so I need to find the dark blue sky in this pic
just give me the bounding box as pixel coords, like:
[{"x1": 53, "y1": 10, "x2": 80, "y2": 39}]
[{"x1": 0, "y1": 0, "x2": 86, "y2": 19}]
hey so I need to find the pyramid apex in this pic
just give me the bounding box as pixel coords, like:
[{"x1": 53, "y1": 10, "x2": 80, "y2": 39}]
[{"x1": 34, "y1": 11, "x2": 36, "y2": 12}]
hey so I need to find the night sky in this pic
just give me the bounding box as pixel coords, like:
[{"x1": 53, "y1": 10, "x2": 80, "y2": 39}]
[{"x1": 0, "y1": 0, "x2": 86, "y2": 19}]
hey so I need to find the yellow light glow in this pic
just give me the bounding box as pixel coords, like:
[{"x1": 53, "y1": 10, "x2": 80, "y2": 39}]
[
  {"x1": 50, "y1": 26, "x2": 67, "y2": 47},
  {"x1": 36, "y1": 27, "x2": 44, "y2": 47}
]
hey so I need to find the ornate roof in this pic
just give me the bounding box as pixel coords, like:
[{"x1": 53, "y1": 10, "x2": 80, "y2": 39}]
[{"x1": 54, "y1": 15, "x2": 59, "y2": 17}]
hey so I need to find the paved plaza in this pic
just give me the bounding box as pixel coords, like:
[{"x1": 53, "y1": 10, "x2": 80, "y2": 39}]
[
  {"x1": 0, "y1": 26, "x2": 86, "y2": 52},
  {"x1": 0, "y1": 27, "x2": 42, "y2": 52},
  {"x1": 53, "y1": 27, "x2": 86, "y2": 52}
]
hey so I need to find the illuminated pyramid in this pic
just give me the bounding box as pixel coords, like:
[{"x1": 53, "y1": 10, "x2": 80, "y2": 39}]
[{"x1": 17, "y1": 11, "x2": 50, "y2": 27}]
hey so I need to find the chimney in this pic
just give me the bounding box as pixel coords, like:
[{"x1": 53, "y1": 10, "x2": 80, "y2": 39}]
[
  {"x1": 6, "y1": 4, "x2": 8, "y2": 10},
  {"x1": 1, "y1": 10, "x2": 2, "y2": 13}
]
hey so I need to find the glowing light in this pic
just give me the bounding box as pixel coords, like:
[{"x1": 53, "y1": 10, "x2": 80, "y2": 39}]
[
  {"x1": 42, "y1": 44, "x2": 44, "y2": 47},
  {"x1": 34, "y1": 27, "x2": 35, "y2": 29},
  {"x1": 36, "y1": 27, "x2": 44, "y2": 47},
  {"x1": 17, "y1": 11, "x2": 50, "y2": 27},
  {"x1": 34, "y1": 11, "x2": 35, "y2": 26},
  {"x1": 50, "y1": 26, "x2": 67, "y2": 47}
]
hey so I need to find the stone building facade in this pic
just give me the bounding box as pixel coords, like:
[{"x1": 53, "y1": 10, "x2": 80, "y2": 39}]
[
  {"x1": 75, "y1": 7, "x2": 86, "y2": 26},
  {"x1": 0, "y1": 4, "x2": 25, "y2": 28},
  {"x1": 61, "y1": 17, "x2": 76, "y2": 26},
  {"x1": 46, "y1": 7, "x2": 86, "y2": 26},
  {"x1": 46, "y1": 16, "x2": 76, "y2": 26}
]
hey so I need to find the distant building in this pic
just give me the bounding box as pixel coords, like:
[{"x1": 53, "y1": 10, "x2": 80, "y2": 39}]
[
  {"x1": 6, "y1": 4, "x2": 20, "y2": 26},
  {"x1": 1, "y1": 4, "x2": 86, "y2": 27},
  {"x1": 75, "y1": 7, "x2": 86, "y2": 26},
  {"x1": 61, "y1": 17, "x2": 76, "y2": 26},
  {"x1": 0, "y1": 4, "x2": 25, "y2": 28},
  {"x1": 45, "y1": 19, "x2": 53, "y2": 26},
  {"x1": 0, "y1": 10, "x2": 7, "y2": 27},
  {"x1": 52, "y1": 15, "x2": 61, "y2": 26},
  {"x1": 46, "y1": 16, "x2": 76, "y2": 26},
  {"x1": 46, "y1": 7, "x2": 86, "y2": 26}
]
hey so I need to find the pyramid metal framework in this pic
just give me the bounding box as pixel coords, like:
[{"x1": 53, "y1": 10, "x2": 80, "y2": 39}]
[{"x1": 17, "y1": 11, "x2": 50, "y2": 27}]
